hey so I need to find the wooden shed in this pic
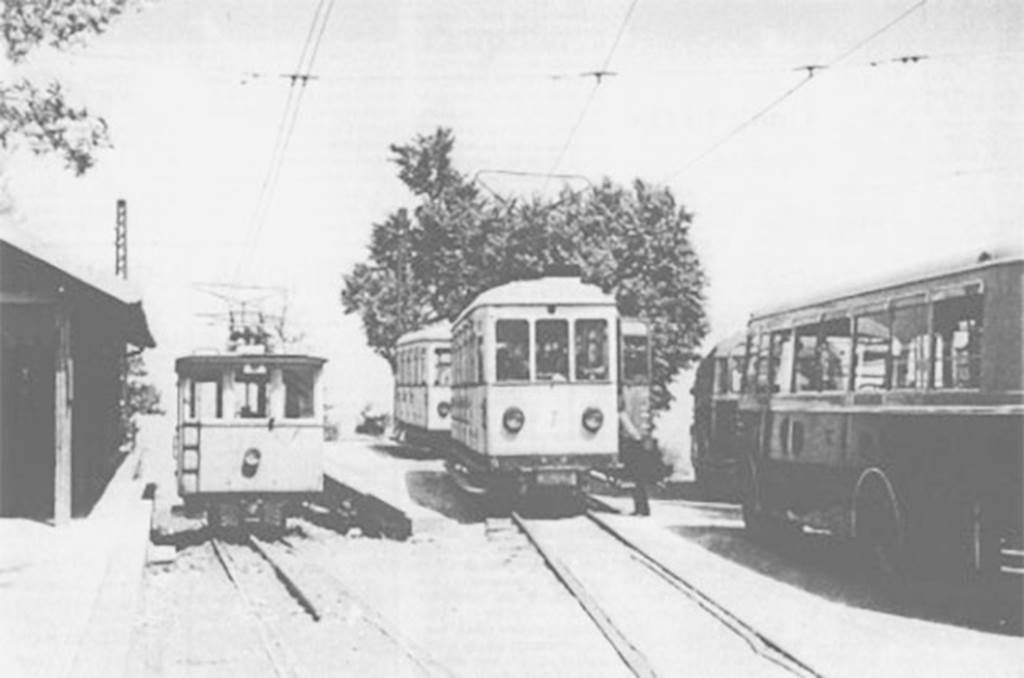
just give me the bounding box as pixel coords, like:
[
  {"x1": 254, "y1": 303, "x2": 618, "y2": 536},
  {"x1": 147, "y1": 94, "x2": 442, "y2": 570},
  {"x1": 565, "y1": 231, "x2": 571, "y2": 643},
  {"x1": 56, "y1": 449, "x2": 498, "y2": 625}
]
[{"x1": 0, "y1": 221, "x2": 155, "y2": 524}]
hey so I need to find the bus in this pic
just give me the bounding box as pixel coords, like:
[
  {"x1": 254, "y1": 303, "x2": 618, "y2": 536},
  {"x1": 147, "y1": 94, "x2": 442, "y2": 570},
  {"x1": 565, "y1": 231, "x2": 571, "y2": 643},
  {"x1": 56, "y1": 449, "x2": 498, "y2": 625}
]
[{"x1": 707, "y1": 252, "x2": 1022, "y2": 580}]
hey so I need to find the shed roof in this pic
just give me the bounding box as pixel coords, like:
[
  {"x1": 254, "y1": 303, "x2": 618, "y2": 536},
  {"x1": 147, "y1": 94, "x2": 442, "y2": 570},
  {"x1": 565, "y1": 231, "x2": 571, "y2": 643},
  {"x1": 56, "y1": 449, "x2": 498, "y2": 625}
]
[
  {"x1": 457, "y1": 277, "x2": 614, "y2": 323},
  {"x1": 0, "y1": 219, "x2": 155, "y2": 347}
]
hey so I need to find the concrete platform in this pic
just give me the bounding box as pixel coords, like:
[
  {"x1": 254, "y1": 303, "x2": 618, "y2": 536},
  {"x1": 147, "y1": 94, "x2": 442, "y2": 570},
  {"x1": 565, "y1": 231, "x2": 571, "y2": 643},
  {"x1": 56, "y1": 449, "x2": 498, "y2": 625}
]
[
  {"x1": 0, "y1": 445, "x2": 155, "y2": 678},
  {"x1": 323, "y1": 437, "x2": 470, "y2": 538}
]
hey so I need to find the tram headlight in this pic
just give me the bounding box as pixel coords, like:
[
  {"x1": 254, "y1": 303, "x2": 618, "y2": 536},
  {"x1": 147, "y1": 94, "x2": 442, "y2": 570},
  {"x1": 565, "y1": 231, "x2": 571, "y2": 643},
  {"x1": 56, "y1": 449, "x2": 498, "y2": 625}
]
[
  {"x1": 582, "y1": 407, "x2": 604, "y2": 433},
  {"x1": 437, "y1": 401, "x2": 451, "y2": 418},
  {"x1": 241, "y1": 448, "x2": 261, "y2": 478},
  {"x1": 502, "y1": 407, "x2": 525, "y2": 434}
]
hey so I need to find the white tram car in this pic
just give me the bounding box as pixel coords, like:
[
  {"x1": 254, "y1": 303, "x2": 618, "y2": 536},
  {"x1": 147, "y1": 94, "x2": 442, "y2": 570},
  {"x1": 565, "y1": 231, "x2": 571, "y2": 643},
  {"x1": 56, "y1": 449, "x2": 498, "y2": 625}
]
[
  {"x1": 175, "y1": 352, "x2": 326, "y2": 529},
  {"x1": 449, "y1": 276, "x2": 621, "y2": 497},
  {"x1": 393, "y1": 321, "x2": 452, "y2": 446}
]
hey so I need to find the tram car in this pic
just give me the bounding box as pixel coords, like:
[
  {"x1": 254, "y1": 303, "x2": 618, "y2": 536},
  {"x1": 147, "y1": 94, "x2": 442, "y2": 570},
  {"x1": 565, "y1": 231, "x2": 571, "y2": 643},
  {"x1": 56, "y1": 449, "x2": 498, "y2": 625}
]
[
  {"x1": 175, "y1": 352, "x2": 326, "y2": 529},
  {"x1": 448, "y1": 276, "x2": 620, "y2": 500},
  {"x1": 724, "y1": 251, "x2": 1022, "y2": 580},
  {"x1": 393, "y1": 321, "x2": 452, "y2": 446}
]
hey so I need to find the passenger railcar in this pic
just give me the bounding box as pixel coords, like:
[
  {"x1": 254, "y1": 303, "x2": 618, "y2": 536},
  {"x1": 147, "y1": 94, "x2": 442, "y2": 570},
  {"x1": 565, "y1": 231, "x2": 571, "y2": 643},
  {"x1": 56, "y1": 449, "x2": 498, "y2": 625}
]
[
  {"x1": 393, "y1": 321, "x2": 452, "y2": 446},
  {"x1": 175, "y1": 352, "x2": 326, "y2": 529},
  {"x1": 448, "y1": 276, "x2": 620, "y2": 500},
  {"x1": 719, "y1": 252, "x2": 1022, "y2": 580}
]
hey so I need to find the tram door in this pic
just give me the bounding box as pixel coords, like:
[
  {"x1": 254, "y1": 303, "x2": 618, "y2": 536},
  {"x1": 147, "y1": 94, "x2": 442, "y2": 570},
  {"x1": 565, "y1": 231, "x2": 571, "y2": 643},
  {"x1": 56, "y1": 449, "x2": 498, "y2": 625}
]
[{"x1": 619, "y1": 319, "x2": 652, "y2": 439}]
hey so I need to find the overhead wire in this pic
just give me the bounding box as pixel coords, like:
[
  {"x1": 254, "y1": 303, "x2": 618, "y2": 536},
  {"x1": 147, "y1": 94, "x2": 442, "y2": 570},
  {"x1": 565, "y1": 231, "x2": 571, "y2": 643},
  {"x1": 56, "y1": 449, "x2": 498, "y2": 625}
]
[
  {"x1": 545, "y1": 0, "x2": 642, "y2": 181},
  {"x1": 233, "y1": 0, "x2": 336, "y2": 283},
  {"x1": 663, "y1": 0, "x2": 929, "y2": 182}
]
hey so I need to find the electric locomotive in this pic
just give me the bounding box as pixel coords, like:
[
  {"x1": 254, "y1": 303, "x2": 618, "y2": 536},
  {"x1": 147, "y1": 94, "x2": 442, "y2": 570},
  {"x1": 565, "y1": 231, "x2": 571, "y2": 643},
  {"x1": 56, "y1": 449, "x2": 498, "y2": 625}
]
[
  {"x1": 448, "y1": 276, "x2": 621, "y2": 500},
  {"x1": 175, "y1": 350, "x2": 326, "y2": 529}
]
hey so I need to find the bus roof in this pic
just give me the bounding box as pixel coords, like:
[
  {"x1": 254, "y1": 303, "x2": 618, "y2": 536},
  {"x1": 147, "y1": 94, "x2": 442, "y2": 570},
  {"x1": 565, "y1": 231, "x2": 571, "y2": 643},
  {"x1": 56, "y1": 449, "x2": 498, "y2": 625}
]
[
  {"x1": 396, "y1": 320, "x2": 451, "y2": 346},
  {"x1": 751, "y1": 251, "x2": 1023, "y2": 322},
  {"x1": 456, "y1": 276, "x2": 614, "y2": 323}
]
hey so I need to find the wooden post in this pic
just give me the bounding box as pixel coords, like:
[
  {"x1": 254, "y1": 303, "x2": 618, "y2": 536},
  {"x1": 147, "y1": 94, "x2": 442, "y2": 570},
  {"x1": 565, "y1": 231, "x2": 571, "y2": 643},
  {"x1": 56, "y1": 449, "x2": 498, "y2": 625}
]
[{"x1": 54, "y1": 307, "x2": 73, "y2": 525}]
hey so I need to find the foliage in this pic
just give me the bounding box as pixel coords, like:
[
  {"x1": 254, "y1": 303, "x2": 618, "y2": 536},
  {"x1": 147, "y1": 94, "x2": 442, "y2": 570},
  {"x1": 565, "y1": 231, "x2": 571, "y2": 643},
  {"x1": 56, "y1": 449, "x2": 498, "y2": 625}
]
[
  {"x1": 342, "y1": 128, "x2": 708, "y2": 412},
  {"x1": 120, "y1": 352, "x2": 162, "y2": 451},
  {"x1": 1, "y1": 0, "x2": 135, "y2": 173}
]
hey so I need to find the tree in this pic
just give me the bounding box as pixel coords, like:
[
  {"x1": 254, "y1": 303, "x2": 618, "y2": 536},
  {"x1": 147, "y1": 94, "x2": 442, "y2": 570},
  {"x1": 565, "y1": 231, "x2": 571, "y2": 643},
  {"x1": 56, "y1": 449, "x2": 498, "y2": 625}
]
[
  {"x1": 120, "y1": 352, "x2": 162, "y2": 452},
  {"x1": 342, "y1": 128, "x2": 708, "y2": 412},
  {"x1": 2, "y1": 0, "x2": 136, "y2": 174}
]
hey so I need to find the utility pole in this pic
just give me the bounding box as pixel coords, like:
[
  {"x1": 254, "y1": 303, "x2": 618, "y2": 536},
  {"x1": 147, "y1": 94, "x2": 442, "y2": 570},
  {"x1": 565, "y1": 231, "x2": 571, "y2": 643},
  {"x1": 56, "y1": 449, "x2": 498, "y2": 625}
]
[{"x1": 115, "y1": 199, "x2": 127, "y2": 279}]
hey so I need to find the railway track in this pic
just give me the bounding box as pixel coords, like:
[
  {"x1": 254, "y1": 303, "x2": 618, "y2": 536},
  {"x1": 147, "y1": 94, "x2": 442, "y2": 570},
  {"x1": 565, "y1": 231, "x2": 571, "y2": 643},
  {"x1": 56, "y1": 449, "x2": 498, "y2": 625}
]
[{"x1": 508, "y1": 510, "x2": 823, "y2": 678}]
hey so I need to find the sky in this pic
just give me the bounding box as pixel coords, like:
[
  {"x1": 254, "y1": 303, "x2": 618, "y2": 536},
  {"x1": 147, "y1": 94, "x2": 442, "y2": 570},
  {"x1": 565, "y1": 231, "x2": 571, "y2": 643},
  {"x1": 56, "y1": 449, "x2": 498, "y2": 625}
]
[{"x1": 4, "y1": 0, "x2": 1022, "y2": 446}]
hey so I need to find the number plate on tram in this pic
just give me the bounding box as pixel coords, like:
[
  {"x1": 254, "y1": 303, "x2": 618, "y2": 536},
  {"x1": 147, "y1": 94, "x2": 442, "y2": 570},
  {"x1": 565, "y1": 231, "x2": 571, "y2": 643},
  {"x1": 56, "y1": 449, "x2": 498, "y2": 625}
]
[{"x1": 536, "y1": 470, "x2": 577, "y2": 486}]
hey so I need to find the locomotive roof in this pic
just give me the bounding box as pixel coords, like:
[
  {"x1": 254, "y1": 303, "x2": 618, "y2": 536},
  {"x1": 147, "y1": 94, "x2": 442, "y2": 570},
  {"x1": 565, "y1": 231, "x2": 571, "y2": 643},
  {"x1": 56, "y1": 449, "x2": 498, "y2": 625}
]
[
  {"x1": 456, "y1": 276, "x2": 614, "y2": 323},
  {"x1": 396, "y1": 320, "x2": 451, "y2": 346},
  {"x1": 750, "y1": 250, "x2": 1023, "y2": 322},
  {"x1": 175, "y1": 353, "x2": 326, "y2": 373}
]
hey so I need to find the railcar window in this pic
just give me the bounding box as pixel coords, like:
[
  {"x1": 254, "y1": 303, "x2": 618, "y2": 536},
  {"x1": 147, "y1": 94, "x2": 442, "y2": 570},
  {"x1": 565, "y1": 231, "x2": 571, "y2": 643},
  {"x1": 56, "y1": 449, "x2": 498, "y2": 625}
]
[
  {"x1": 891, "y1": 303, "x2": 929, "y2": 389},
  {"x1": 819, "y1": 318, "x2": 852, "y2": 391},
  {"x1": 769, "y1": 330, "x2": 794, "y2": 394},
  {"x1": 575, "y1": 319, "x2": 609, "y2": 381},
  {"x1": 623, "y1": 335, "x2": 650, "y2": 384},
  {"x1": 496, "y1": 320, "x2": 530, "y2": 381},
  {"x1": 535, "y1": 320, "x2": 569, "y2": 381},
  {"x1": 853, "y1": 312, "x2": 890, "y2": 390},
  {"x1": 284, "y1": 366, "x2": 316, "y2": 418},
  {"x1": 932, "y1": 294, "x2": 983, "y2": 389},
  {"x1": 435, "y1": 347, "x2": 452, "y2": 386},
  {"x1": 794, "y1": 324, "x2": 820, "y2": 392},
  {"x1": 235, "y1": 367, "x2": 268, "y2": 418}
]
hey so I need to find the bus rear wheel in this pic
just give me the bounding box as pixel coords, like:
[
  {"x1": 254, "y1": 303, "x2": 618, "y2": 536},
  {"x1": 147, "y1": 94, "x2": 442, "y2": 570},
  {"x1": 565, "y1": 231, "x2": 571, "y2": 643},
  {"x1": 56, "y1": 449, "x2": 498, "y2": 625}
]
[
  {"x1": 739, "y1": 456, "x2": 796, "y2": 540},
  {"x1": 854, "y1": 471, "x2": 907, "y2": 583}
]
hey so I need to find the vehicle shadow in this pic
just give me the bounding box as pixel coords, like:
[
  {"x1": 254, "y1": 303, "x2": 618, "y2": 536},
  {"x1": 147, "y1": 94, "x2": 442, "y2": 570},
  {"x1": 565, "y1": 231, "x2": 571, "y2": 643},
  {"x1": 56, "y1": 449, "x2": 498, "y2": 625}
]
[
  {"x1": 368, "y1": 441, "x2": 446, "y2": 461},
  {"x1": 667, "y1": 522, "x2": 1023, "y2": 637},
  {"x1": 404, "y1": 470, "x2": 483, "y2": 524}
]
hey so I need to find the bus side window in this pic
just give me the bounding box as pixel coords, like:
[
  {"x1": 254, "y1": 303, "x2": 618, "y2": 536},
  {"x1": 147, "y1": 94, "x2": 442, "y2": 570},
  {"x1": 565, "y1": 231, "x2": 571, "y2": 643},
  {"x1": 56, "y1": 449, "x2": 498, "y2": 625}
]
[
  {"x1": 794, "y1": 323, "x2": 820, "y2": 392},
  {"x1": 854, "y1": 311, "x2": 890, "y2": 390},
  {"x1": 769, "y1": 330, "x2": 794, "y2": 394},
  {"x1": 745, "y1": 333, "x2": 771, "y2": 394},
  {"x1": 932, "y1": 292, "x2": 983, "y2": 389},
  {"x1": 891, "y1": 301, "x2": 929, "y2": 389},
  {"x1": 819, "y1": 318, "x2": 852, "y2": 391}
]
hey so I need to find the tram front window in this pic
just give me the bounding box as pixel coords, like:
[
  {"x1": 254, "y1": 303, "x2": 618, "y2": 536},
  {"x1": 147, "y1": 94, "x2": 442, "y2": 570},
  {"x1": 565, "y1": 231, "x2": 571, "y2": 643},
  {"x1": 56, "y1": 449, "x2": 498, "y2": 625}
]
[
  {"x1": 575, "y1": 319, "x2": 608, "y2": 381},
  {"x1": 435, "y1": 347, "x2": 452, "y2": 386},
  {"x1": 536, "y1": 319, "x2": 569, "y2": 381},
  {"x1": 496, "y1": 319, "x2": 530, "y2": 381},
  {"x1": 283, "y1": 365, "x2": 316, "y2": 418},
  {"x1": 189, "y1": 378, "x2": 221, "y2": 419},
  {"x1": 235, "y1": 366, "x2": 268, "y2": 418}
]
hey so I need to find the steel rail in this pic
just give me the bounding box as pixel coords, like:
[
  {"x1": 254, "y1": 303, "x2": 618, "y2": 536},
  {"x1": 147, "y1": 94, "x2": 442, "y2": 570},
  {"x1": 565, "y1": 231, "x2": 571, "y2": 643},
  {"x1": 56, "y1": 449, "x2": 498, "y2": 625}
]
[
  {"x1": 510, "y1": 513, "x2": 658, "y2": 678},
  {"x1": 210, "y1": 539, "x2": 303, "y2": 678},
  {"x1": 585, "y1": 511, "x2": 822, "y2": 678},
  {"x1": 247, "y1": 534, "x2": 322, "y2": 621}
]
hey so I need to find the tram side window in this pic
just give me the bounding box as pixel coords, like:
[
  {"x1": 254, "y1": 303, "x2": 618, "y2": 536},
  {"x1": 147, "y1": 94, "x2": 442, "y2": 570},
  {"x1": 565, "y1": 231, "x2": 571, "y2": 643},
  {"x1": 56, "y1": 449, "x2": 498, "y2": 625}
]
[
  {"x1": 496, "y1": 320, "x2": 530, "y2": 381},
  {"x1": 794, "y1": 324, "x2": 819, "y2": 392},
  {"x1": 819, "y1": 318, "x2": 852, "y2": 391},
  {"x1": 853, "y1": 312, "x2": 890, "y2": 390},
  {"x1": 575, "y1": 319, "x2": 609, "y2": 381},
  {"x1": 283, "y1": 366, "x2": 316, "y2": 418},
  {"x1": 189, "y1": 378, "x2": 222, "y2": 419},
  {"x1": 891, "y1": 303, "x2": 929, "y2": 389},
  {"x1": 435, "y1": 347, "x2": 452, "y2": 386},
  {"x1": 535, "y1": 319, "x2": 569, "y2": 381},
  {"x1": 623, "y1": 334, "x2": 650, "y2": 384},
  {"x1": 932, "y1": 293, "x2": 983, "y2": 389},
  {"x1": 769, "y1": 330, "x2": 793, "y2": 394},
  {"x1": 235, "y1": 368, "x2": 268, "y2": 418}
]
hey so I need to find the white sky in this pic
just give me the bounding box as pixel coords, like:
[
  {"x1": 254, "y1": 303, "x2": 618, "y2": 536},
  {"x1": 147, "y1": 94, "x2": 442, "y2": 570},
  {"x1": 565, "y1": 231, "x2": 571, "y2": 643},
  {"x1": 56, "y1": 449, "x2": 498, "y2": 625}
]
[{"x1": 4, "y1": 0, "x2": 1023, "y2": 439}]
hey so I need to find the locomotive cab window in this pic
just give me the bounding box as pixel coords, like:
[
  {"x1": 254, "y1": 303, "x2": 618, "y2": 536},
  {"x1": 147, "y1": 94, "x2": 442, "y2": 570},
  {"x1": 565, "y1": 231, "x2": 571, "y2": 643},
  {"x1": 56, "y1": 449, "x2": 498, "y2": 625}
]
[
  {"x1": 496, "y1": 319, "x2": 530, "y2": 382},
  {"x1": 932, "y1": 290, "x2": 983, "y2": 389},
  {"x1": 535, "y1": 319, "x2": 569, "y2": 381},
  {"x1": 188, "y1": 376, "x2": 222, "y2": 419},
  {"x1": 575, "y1": 319, "x2": 608, "y2": 381}
]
